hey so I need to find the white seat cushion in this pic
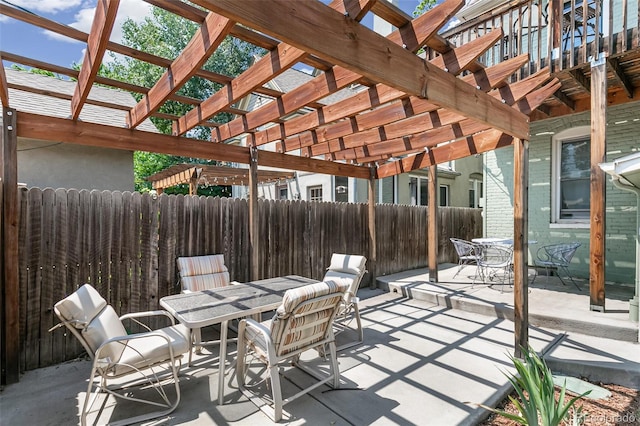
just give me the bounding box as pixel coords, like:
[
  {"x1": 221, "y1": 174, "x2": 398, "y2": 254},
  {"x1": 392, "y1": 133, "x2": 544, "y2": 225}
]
[{"x1": 110, "y1": 324, "x2": 190, "y2": 376}]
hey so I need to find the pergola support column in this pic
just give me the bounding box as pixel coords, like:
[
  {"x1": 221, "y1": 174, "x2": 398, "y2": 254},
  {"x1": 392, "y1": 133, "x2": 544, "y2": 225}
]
[
  {"x1": 368, "y1": 170, "x2": 377, "y2": 289},
  {"x1": 1, "y1": 107, "x2": 19, "y2": 384},
  {"x1": 428, "y1": 165, "x2": 438, "y2": 282},
  {"x1": 513, "y1": 137, "x2": 529, "y2": 358},
  {"x1": 590, "y1": 55, "x2": 607, "y2": 312},
  {"x1": 249, "y1": 146, "x2": 259, "y2": 281}
]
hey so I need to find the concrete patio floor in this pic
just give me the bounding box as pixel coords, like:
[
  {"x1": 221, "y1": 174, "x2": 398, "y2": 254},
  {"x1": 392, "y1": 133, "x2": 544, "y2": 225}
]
[{"x1": 1, "y1": 264, "x2": 638, "y2": 425}]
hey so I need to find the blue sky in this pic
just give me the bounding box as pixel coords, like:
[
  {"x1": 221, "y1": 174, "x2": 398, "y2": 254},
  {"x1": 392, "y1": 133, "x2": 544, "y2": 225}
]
[{"x1": 0, "y1": 0, "x2": 430, "y2": 71}]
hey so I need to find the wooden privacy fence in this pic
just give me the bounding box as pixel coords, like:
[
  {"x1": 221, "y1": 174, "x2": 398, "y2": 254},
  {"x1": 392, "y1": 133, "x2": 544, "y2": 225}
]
[{"x1": 17, "y1": 187, "x2": 482, "y2": 371}]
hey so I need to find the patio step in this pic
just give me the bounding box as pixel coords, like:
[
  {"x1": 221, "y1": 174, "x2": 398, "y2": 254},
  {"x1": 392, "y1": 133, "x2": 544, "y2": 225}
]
[{"x1": 375, "y1": 267, "x2": 639, "y2": 343}]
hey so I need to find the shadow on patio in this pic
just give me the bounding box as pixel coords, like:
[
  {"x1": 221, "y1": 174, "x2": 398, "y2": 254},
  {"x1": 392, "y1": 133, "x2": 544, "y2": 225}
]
[
  {"x1": 2, "y1": 282, "x2": 638, "y2": 425},
  {"x1": 378, "y1": 263, "x2": 637, "y2": 343}
]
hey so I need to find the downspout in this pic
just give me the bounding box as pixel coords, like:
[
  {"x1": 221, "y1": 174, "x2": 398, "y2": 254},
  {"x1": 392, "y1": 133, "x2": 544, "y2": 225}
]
[{"x1": 610, "y1": 177, "x2": 640, "y2": 323}]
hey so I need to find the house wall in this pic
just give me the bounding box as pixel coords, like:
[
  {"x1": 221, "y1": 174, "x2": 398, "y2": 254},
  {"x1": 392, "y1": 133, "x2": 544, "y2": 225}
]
[
  {"x1": 18, "y1": 138, "x2": 135, "y2": 191},
  {"x1": 484, "y1": 101, "x2": 640, "y2": 284}
]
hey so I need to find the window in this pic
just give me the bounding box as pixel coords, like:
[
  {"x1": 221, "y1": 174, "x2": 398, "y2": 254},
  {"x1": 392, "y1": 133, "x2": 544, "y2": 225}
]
[
  {"x1": 334, "y1": 176, "x2": 348, "y2": 202},
  {"x1": 469, "y1": 175, "x2": 483, "y2": 208},
  {"x1": 552, "y1": 127, "x2": 590, "y2": 223},
  {"x1": 375, "y1": 176, "x2": 395, "y2": 203},
  {"x1": 278, "y1": 185, "x2": 288, "y2": 200},
  {"x1": 439, "y1": 185, "x2": 449, "y2": 207},
  {"x1": 308, "y1": 185, "x2": 323, "y2": 202},
  {"x1": 409, "y1": 176, "x2": 428, "y2": 206}
]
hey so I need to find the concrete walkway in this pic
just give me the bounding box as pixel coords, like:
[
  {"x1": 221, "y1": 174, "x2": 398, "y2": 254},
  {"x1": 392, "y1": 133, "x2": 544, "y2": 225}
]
[{"x1": 2, "y1": 281, "x2": 638, "y2": 425}]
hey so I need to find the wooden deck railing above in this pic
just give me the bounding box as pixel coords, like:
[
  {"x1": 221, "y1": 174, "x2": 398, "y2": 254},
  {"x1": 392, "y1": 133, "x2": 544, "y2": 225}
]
[{"x1": 433, "y1": 0, "x2": 639, "y2": 76}]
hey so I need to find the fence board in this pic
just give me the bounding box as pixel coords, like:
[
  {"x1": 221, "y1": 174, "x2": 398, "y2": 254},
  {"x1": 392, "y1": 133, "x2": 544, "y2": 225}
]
[
  {"x1": 17, "y1": 186, "x2": 28, "y2": 372},
  {"x1": 38, "y1": 188, "x2": 55, "y2": 367},
  {"x1": 51, "y1": 189, "x2": 68, "y2": 364},
  {"x1": 18, "y1": 188, "x2": 480, "y2": 370},
  {"x1": 24, "y1": 188, "x2": 40, "y2": 370}
]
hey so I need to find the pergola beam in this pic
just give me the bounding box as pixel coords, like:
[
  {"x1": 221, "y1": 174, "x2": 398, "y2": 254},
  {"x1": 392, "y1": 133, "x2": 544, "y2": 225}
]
[
  {"x1": 71, "y1": 0, "x2": 120, "y2": 120},
  {"x1": 194, "y1": 0, "x2": 530, "y2": 140},
  {"x1": 15, "y1": 111, "x2": 371, "y2": 179},
  {"x1": 127, "y1": 12, "x2": 235, "y2": 128}
]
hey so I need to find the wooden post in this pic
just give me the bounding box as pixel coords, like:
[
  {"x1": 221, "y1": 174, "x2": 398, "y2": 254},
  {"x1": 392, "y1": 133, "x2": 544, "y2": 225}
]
[
  {"x1": 1, "y1": 107, "x2": 20, "y2": 384},
  {"x1": 428, "y1": 165, "x2": 438, "y2": 282},
  {"x1": 249, "y1": 146, "x2": 259, "y2": 281},
  {"x1": 368, "y1": 170, "x2": 376, "y2": 289},
  {"x1": 513, "y1": 137, "x2": 529, "y2": 358},
  {"x1": 590, "y1": 55, "x2": 607, "y2": 312},
  {"x1": 188, "y1": 176, "x2": 197, "y2": 195}
]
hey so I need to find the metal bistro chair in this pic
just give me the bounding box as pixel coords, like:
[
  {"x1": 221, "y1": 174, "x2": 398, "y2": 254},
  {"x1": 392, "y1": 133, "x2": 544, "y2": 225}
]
[
  {"x1": 475, "y1": 244, "x2": 514, "y2": 293},
  {"x1": 533, "y1": 242, "x2": 582, "y2": 290},
  {"x1": 450, "y1": 238, "x2": 483, "y2": 280},
  {"x1": 236, "y1": 279, "x2": 349, "y2": 422},
  {"x1": 50, "y1": 284, "x2": 190, "y2": 426}
]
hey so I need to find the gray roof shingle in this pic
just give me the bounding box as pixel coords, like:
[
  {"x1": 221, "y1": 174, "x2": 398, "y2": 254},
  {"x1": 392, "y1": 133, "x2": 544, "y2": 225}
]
[{"x1": 4, "y1": 68, "x2": 159, "y2": 133}]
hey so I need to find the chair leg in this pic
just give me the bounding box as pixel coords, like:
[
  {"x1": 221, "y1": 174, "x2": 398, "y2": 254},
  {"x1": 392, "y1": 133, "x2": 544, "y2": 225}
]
[
  {"x1": 453, "y1": 261, "x2": 463, "y2": 278},
  {"x1": 328, "y1": 341, "x2": 340, "y2": 389},
  {"x1": 269, "y1": 364, "x2": 284, "y2": 422},
  {"x1": 335, "y1": 304, "x2": 363, "y2": 352},
  {"x1": 560, "y1": 266, "x2": 582, "y2": 290}
]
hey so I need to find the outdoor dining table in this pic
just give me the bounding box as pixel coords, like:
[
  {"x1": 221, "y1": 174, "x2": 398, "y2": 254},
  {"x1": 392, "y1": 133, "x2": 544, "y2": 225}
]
[
  {"x1": 472, "y1": 237, "x2": 538, "y2": 246},
  {"x1": 159, "y1": 274, "x2": 318, "y2": 405}
]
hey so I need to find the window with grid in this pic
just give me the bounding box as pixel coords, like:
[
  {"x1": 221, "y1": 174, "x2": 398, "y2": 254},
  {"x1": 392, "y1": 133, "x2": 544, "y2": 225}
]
[
  {"x1": 308, "y1": 186, "x2": 323, "y2": 202},
  {"x1": 552, "y1": 127, "x2": 590, "y2": 224}
]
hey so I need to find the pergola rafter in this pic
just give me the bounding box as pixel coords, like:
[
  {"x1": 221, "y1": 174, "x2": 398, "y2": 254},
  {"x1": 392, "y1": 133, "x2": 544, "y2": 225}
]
[
  {"x1": 71, "y1": 0, "x2": 120, "y2": 120},
  {"x1": 293, "y1": 54, "x2": 531, "y2": 158},
  {"x1": 0, "y1": 53, "x2": 9, "y2": 107},
  {"x1": 127, "y1": 11, "x2": 235, "y2": 128},
  {"x1": 263, "y1": 26, "x2": 504, "y2": 150},
  {"x1": 192, "y1": 0, "x2": 530, "y2": 141},
  {"x1": 205, "y1": 0, "x2": 464, "y2": 143}
]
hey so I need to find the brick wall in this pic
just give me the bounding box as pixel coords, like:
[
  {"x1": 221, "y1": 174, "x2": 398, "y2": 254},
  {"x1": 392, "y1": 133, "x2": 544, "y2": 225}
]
[{"x1": 484, "y1": 100, "x2": 640, "y2": 284}]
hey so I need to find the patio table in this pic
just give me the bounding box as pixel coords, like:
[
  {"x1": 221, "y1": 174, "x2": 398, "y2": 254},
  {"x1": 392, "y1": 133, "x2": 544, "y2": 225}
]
[
  {"x1": 160, "y1": 275, "x2": 318, "y2": 404},
  {"x1": 472, "y1": 237, "x2": 538, "y2": 247}
]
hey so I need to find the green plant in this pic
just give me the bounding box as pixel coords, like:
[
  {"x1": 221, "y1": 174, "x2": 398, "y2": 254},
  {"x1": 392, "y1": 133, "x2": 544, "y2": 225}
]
[{"x1": 481, "y1": 346, "x2": 590, "y2": 425}]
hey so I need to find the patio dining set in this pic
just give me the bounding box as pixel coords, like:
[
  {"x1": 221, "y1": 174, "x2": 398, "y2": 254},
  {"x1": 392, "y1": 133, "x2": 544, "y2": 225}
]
[
  {"x1": 48, "y1": 253, "x2": 367, "y2": 425},
  {"x1": 450, "y1": 237, "x2": 582, "y2": 292}
]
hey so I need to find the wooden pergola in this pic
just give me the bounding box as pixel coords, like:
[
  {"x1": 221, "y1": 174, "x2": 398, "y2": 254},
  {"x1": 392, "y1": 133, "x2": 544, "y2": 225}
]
[
  {"x1": 147, "y1": 163, "x2": 295, "y2": 194},
  {"x1": 0, "y1": 0, "x2": 561, "y2": 383}
]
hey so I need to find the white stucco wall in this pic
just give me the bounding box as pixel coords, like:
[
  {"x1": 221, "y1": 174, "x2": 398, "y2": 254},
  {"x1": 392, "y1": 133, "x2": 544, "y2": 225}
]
[{"x1": 18, "y1": 138, "x2": 134, "y2": 191}]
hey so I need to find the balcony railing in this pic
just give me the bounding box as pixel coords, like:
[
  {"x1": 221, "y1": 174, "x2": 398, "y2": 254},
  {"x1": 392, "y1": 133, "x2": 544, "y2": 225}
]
[{"x1": 433, "y1": 0, "x2": 639, "y2": 76}]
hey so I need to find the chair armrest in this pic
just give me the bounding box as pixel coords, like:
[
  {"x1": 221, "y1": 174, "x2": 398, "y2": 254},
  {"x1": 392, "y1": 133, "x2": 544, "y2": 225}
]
[
  {"x1": 240, "y1": 318, "x2": 278, "y2": 360},
  {"x1": 120, "y1": 310, "x2": 176, "y2": 330}
]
